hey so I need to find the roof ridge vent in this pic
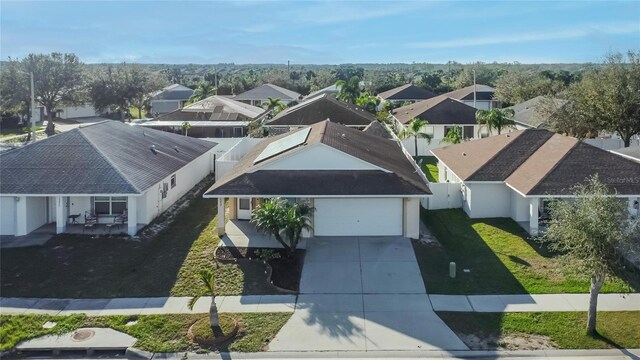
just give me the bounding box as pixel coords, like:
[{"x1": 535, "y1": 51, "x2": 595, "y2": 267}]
[{"x1": 150, "y1": 144, "x2": 157, "y2": 154}]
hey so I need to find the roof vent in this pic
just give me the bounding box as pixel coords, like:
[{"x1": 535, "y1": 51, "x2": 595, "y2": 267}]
[
  {"x1": 150, "y1": 145, "x2": 157, "y2": 154},
  {"x1": 174, "y1": 146, "x2": 180, "y2": 152},
  {"x1": 462, "y1": 152, "x2": 467, "y2": 156}
]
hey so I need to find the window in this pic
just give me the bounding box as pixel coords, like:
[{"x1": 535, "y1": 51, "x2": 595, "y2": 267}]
[
  {"x1": 171, "y1": 174, "x2": 176, "y2": 189},
  {"x1": 238, "y1": 198, "x2": 251, "y2": 210},
  {"x1": 233, "y1": 127, "x2": 243, "y2": 137},
  {"x1": 463, "y1": 126, "x2": 475, "y2": 139},
  {"x1": 94, "y1": 196, "x2": 127, "y2": 215}
]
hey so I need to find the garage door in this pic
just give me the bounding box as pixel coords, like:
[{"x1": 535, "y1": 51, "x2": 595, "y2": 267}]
[
  {"x1": 0, "y1": 196, "x2": 16, "y2": 235},
  {"x1": 314, "y1": 198, "x2": 403, "y2": 236}
]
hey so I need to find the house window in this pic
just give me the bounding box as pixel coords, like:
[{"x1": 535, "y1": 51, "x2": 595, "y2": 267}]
[
  {"x1": 94, "y1": 196, "x2": 127, "y2": 215},
  {"x1": 463, "y1": 126, "x2": 475, "y2": 139},
  {"x1": 171, "y1": 174, "x2": 177, "y2": 189},
  {"x1": 233, "y1": 127, "x2": 243, "y2": 137}
]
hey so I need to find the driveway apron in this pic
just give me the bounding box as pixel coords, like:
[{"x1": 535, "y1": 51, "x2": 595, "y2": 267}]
[{"x1": 269, "y1": 236, "x2": 467, "y2": 351}]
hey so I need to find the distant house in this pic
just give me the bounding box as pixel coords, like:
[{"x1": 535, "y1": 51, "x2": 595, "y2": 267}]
[
  {"x1": 0, "y1": 121, "x2": 216, "y2": 238},
  {"x1": 205, "y1": 120, "x2": 430, "y2": 239},
  {"x1": 442, "y1": 84, "x2": 499, "y2": 110},
  {"x1": 303, "y1": 84, "x2": 339, "y2": 100},
  {"x1": 233, "y1": 84, "x2": 301, "y2": 107},
  {"x1": 150, "y1": 84, "x2": 194, "y2": 114},
  {"x1": 432, "y1": 129, "x2": 640, "y2": 235},
  {"x1": 264, "y1": 93, "x2": 374, "y2": 132},
  {"x1": 391, "y1": 95, "x2": 481, "y2": 145},
  {"x1": 611, "y1": 147, "x2": 640, "y2": 163},
  {"x1": 140, "y1": 96, "x2": 266, "y2": 138},
  {"x1": 376, "y1": 84, "x2": 437, "y2": 110},
  {"x1": 507, "y1": 96, "x2": 568, "y2": 129}
]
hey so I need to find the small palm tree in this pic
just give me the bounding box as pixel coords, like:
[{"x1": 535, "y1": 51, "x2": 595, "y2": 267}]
[
  {"x1": 475, "y1": 108, "x2": 516, "y2": 136},
  {"x1": 441, "y1": 125, "x2": 463, "y2": 144},
  {"x1": 335, "y1": 76, "x2": 361, "y2": 104},
  {"x1": 188, "y1": 269, "x2": 221, "y2": 336},
  {"x1": 356, "y1": 92, "x2": 380, "y2": 113},
  {"x1": 190, "y1": 82, "x2": 216, "y2": 102},
  {"x1": 398, "y1": 117, "x2": 432, "y2": 158},
  {"x1": 251, "y1": 198, "x2": 313, "y2": 258},
  {"x1": 182, "y1": 121, "x2": 191, "y2": 136}
]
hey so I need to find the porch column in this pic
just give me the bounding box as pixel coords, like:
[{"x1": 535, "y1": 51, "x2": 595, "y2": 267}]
[
  {"x1": 55, "y1": 196, "x2": 67, "y2": 234},
  {"x1": 529, "y1": 198, "x2": 540, "y2": 236},
  {"x1": 228, "y1": 197, "x2": 237, "y2": 220},
  {"x1": 15, "y1": 196, "x2": 28, "y2": 236},
  {"x1": 127, "y1": 196, "x2": 137, "y2": 236},
  {"x1": 403, "y1": 198, "x2": 420, "y2": 239},
  {"x1": 217, "y1": 197, "x2": 226, "y2": 236}
]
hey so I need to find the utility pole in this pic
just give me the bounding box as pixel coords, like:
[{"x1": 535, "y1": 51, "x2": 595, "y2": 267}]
[
  {"x1": 214, "y1": 67, "x2": 218, "y2": 95},
  {"x1": 472, "y1": 68, "x2": 477, "y2": 109},
  {"x1": 29, "y1": 72, "x2": 36, "y2": 142},
  {"x1": 287, "y1": 60, "x2": 290, "y2": 76}
]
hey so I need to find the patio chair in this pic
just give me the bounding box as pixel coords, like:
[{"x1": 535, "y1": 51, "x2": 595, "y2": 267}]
[
  {"x1": 84, "y1": 211, "x2": 97, "y2": 233},
  {"x1": 110, "y1": 209, "x2": 128, "y2": 233}
]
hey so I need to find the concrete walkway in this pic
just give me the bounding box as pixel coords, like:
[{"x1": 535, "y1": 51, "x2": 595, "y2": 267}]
[{"x1": 0, "y1": 295, "x2": 296, "y2": 316}]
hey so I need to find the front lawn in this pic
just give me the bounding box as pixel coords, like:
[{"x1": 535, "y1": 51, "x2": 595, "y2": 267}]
[
  {"x1": 415, "y1": 156, "x2": 438, "y2": 182},
  {"x1": 129, "y1": 106, "x2": 148, "y2": 119},
  {"x1": 1, "y1": 179, "x2": 286, "y2": 298},
  {"x1": 439, "y1": 311, "x2": 640, "y2": 350},
  {"x1": 0, "y1": 312, "x2": 291, "y2": 352},
  {"x1": 413, "y1": 209, "x2": 639, "y2": 294}
]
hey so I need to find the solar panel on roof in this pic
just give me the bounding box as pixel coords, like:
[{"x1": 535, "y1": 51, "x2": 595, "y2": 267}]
[{"x1": 254, "y1": 127, "x2": 311, "y2": 164}]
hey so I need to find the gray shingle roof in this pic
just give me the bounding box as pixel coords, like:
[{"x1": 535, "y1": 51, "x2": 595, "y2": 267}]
[
  {"x1": 151, "y1": 84, "x2": 194, "y2": 101},
  {"x1": 363, "y1": 121, "x2": 394, "y2": 140},
  {"x1": 506, "y1": 96, "x2": 568, "y2": 129},
  {"x1": 266, "y1": 94, "x2": 375, "y2": 127},
  {"x1": 377, "y1": 84, "x2": 437, "y2": 101},
  {"x1": 233, "y1": 84, "x2": 301, "y2": 102},
  {"x1": 392, "y1": 96, "x2": 477, "y2": 125},
  {"x1": 442, "y1": 84, "x2": 495, "y2": 101},
  {"x1": 0, "y1": 121, "x2": 216, "y2": 195}
]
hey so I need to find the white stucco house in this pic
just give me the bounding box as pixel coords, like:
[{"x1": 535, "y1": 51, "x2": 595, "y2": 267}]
[
  {"x1": 441, "y1": 84, "x2": 500, "y2": 110},
  {"x1": 0, "y1": 121, "x2": 216, "y2": 238},
  {"x1": 233, "y1": 83, "x2": 301, "y2": 107},
  {"x1": 376, "y1": 84, "x2": 437, "y2": 110},
  {"x1": 204, "y1": 120, "x2": 431, "y2": 239},
  {"x1": 150, "y1": 84, "x2": 194, "y2": 114},
  {"x1": 432, "y1": 129, "x2": 640, "y2": 235}
]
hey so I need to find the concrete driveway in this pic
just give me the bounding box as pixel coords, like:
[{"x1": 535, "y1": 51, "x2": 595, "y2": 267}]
[{"x1": 269, "y1": 237, "x2": 467, "y2": 351}]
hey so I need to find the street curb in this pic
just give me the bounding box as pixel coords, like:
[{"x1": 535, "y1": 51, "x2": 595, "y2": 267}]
[{"x1": 126, "y1": 347, "x2": 154, "y2": 359}]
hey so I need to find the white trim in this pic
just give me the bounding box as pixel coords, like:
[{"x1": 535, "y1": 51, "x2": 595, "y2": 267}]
[
  {"x1": 0, "y1": 193, "x2": 142, "y2": 197},
  {"x1": 610, "y1": 150, "x2": 640, "y2": 163}
]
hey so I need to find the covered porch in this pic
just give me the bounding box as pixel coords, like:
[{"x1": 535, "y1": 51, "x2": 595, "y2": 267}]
[
  {"x1": 219, "y1": 219, "x2": 308, "y2": 249},
  {"x1": 0, "y1": 222, "x2": 145, "y2": 248}
]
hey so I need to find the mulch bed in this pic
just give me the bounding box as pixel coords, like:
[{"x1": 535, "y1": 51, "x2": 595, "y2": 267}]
[{"x1": 214, "y1": 247, "x2": 304, "y2": 292}]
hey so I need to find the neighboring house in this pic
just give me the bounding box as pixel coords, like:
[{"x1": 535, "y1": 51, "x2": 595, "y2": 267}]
[
  {"x1": 432, "y1": 129, "x2": 640, "y2": 235},
  {"x1": 391, "y1": 95, "x2": 480, "y2": 142},
  {"x1": 376, "y1": 84, "x2": 437, "y2": 110},
  {"x1": 303, "y1": 84, "x2": 339, "y2": 100},
  {"x1": 204, "y1": 120, "x2": 431, "y2": 239},
  {"x1": 442, "y1": 84, "x2": 499, "y2": 110},
  {"x1": 233, "y1": 83, "x2": 301, "y2": 107},
  {"x1": 0, "y1": 121, "x2": 216, "y2": 237},
  {"x1": 507, "y1": 96, "x2": 568, "y2": 129},
  {"x1": 363, "y1": 121, "x2": 394, "y2": 140},
  {"x1": 139, "y1": 96, "x2": 266, "y2": 138},
  {"x1": 264, "y1": 93, "x2": 375, "y2": 132},
  {"x1": 55, "y1": 104, "x2": 99, "y2": 119},
  {"x1": 150, "y1": 84, "x2": 194, "y2": 114},
  {"x1": 611, "y1": 147, "x2": 640, "y2": 163}
]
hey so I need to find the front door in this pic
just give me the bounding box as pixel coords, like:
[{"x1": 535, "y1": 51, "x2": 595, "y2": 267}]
[{"x1": 237, "y1": 198, "x2": 252, "y2": 220}]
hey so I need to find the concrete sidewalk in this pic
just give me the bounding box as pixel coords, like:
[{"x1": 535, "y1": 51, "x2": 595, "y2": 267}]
[
  {"x1": 2, "y1": 293, "x2": 639, "y2": 316},
  {"x1": 429, "y1": 293, "x2": 640, "y2": 312},
  {"x1": 0, "y1": 295, "x2": 296, "y2": 316}
]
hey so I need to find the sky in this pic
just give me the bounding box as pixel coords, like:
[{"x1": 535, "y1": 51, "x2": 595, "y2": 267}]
[{"x1": 1, "y1": 0, "x2": 639, "y2": 65}]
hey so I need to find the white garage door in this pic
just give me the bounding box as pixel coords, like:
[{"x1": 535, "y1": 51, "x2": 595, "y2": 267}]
[{"x1": 314, "y1": 198, "x2": 403, "y2": 236}]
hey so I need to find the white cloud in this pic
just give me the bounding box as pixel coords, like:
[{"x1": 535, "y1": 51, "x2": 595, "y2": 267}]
[{"x1": 406, "y1": 22, "x2": 640, "y2": 49}]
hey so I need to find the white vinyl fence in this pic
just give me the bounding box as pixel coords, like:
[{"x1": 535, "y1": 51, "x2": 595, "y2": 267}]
[{"x1": 421, "y1": 182, "x2": 463, "y2": 210}]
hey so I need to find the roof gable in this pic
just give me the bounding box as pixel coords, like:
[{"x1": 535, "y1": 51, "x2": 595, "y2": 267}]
[
  {"x1": 266, "y1": 94, "x2": 375, "y2": 127},
  {"x1": 182, "y1": 95, "x2": 265, "y2": 119},
  {"x1": 392, "y1": 96, "x2": 477, "y2": 125},
  {"x1": 233, "y1": 84, "x2": 301, "y2": 101},
  {"x1": 152, "y1": 84, "x2": 194, "y2": 101},
  {"x1": 442, "y1": 84, "x2": 495, "y2": 101},
  {"x1": 378, "y1": 84, "x2": 437, "y2": 101}
]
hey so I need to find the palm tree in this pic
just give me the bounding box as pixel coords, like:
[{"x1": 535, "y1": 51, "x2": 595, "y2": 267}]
[
  {"x1": 475, "y1": 108, "x2": 516, "y2": 136},
  {"x1": 251, "y1": 198, "x2": 313, "y2": 258},
  {"x1": 264, "y1": 97, "x2": 284, "y2": 111},
  {"x1": 335, "y1": 76, "x2": 361, "y2": 104},
  {"x1": 398, "y1": 118, "x2": 432, "y2": 158},
  {"x1": 441, "y1": 125, "x2": 463, "y2": 144},
  {"x1": 356, "y1": 92, "x2": 380, "y2": 113},
  {"x1": 182, "y1": 121, "x2": 191, "y2": 136},
  {"x1": 190, "y1": 82, "x2": 216, "y2": 102},
  {"x1": 187, "y1": 269, "x2": 222, "y2": 336}
]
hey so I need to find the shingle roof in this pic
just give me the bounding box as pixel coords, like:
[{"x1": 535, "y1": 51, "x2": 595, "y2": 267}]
[
  {"x1": 183, "y1": 95, "x2": 265, "y2": 118},
  {"x1": 432, "y1": 129, "x2": 640, "y2": 196},
  {"x1": 204, "y1": 120, "x2": 430, "y2": 197},
  {"x1": 506, "y1": 96, "x2": 568, "y2": 129},
  {"x1": 0, "y1": 121, "x2": 216, "y2": 195},
  {"x1": 392, "y1": 95, "x2": 477, "y2": 125},
  {"x1": 377, "y1": 84, "x2": 437, "y2": 101},
  {"x1": 233, "y1": 84, "x2": 301, "y2": 102},
  {"x1": 442, "y1": 84, "x2": 495, "y2": 101},
  {"x1": 151, "y1": 84, "x2": 194, "y2": 101},
  {"x1": 363, "y1": 121, "x2": 394, "y2": 140},
  {"x1": 611, "y1": 147, "x2": 640, "y2": 162},
  {"x1": 265, "y1": 94, "x2": 375, "y2": 127}
]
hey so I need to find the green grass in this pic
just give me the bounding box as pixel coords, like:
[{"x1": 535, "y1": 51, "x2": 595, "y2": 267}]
[
  {"x1": 413, "y1": 209, "x2": 639, "y2": 294},
  {"x1": 0, "y1": 126, "x2": 44, "y2": 138},
  {"x1": 0, "y1": 313, "x2": 291, "y2": 352},
  {"x1": 129, "y1": 106, "x2": 148, "y2": 119},
  {"x1": 415, "y1": 156, "x2": 438, "y2": 182},
  {"x1": 439, "y1": 311, "x2": 640, "y2": 350},
  {"x1": 1, "y1": 179, "x2": 285, "y2": 298}
]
